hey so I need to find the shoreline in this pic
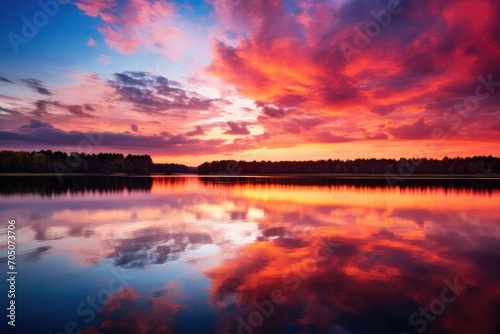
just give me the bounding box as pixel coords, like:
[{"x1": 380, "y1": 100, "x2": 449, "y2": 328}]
[{"x1": 1, "y1": 173, "x2": 500, "y2": 179}]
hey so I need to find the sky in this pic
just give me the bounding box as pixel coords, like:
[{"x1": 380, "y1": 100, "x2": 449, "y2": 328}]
[{"x1": 0, "y1": 0, "x2": 499, "y2": 165}]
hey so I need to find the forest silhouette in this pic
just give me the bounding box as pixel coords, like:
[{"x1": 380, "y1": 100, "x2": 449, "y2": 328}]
[{"x1": 1, "y1": 150, "x2": 499, "y2": 176}]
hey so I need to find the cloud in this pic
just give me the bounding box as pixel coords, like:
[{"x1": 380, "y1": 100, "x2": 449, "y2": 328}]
[
  {"x1": 21, "y1": 79, "x2": 52, "y2": 95},
  {"x1": 74, "y1": 0, "x2": 181, "y2": 55},
  {"x1": 186, "y1": 126, "x2": 205, "y2": 137},
  {"x1": 97, "y1": 54, "x2": 112, "y2": 65},
  {"x1": 314, "y1": 128, "x2": 388, "y2": 143},
  {"x1": 224, "y1": 122, "x2": 251, "y2": 135},
  {"x1": 208, "y1": 41, "x2": 271, "y2": 100},
  {"x1": 66, "y1": 105, "x2": 94, "y2": 118},
  {"x1": 261, "y1": 105, "x2": 287, "y2": 119},
  {"x1": 0, "y1": 76, "x2": 13, "y2": 84},
  {"x1": 0, "y1": 120, "x2": 226, "y2": 156},
  {"x1": 22, "y1": 246, "x2": 51, "y2": 262},
  {"x1": 32, "y1": 100, "x2": 49, "y2": 116},
  {"x1": 0, "y1": 106, "x2": 20, "y2": 116},
  {"x1": 371, "y1": 104, "x2": 397, "y2": 116},
  {"x1": 30, "y1": 100, "x2": 94, "y2": 118},
  {"x1": 20, "y1": 119, "x2": 54, "y2": 129},
  {"x1": 265, "y1": 114, "x2": 325, "y2": 134},
  {"x1": 87, "y1": 37, "x2": 97, "y2": 46},
  {"x1": 2, "y1": 0, "x2": 500, "y2": 160},
  {"x1": 316, "y1": 131, "x2": 354, "y2": 143},
  {"x1": 0, "y1": 94, "x2": 21, "y2": 102},
  {"x1": 207, "y1": 0, "x2": 500, "y2": 146},
  {"x1": 131, "y1": 124, "x2": 139, "y2": 132},
  {"x1": 388, "y1": 118, "x2": 434, "y2": 140},
  {"x1": 106, "y1": 227, "x2": 212, "y2": 268},
  {"x1": 366, "y1": 133, "x2": 389, "y2": 140},
  {"x1": 109, "y1": 71, "x2": 218, "y2": 115}
]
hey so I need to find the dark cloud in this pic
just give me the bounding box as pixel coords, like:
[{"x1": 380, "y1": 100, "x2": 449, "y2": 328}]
[
  {"x1": 66, "y1": 104, "x2": 93, "y2": 118},
  {"x1": 318, "y1": 78, "x2": 366, "y2": 107},
  {"x1": 262, "y1": 227, "x2": 286, "y2": 238},
  {"x1": 114, "y1": 72, "x2": 148, "y2": 87},
  {"x1": 21, "y1": 78, "x2": 52, "y2": 95},
  {"x1": 30, "y1": 100, "x2": 93, "y2": 118},
  {"x1": 107, "y1": 227, "x2": 213, "y2": 268},
  {"x1": 0, "y1": 120, "x2": 226, "y2": 156},
  {"x1": 274, "y1": 237, "x2": 308, "y2": 248},
  {"x1": 371, "y1": 104, "x2": 396, "y2": 116},
  {"x1": 0, "y1": 106, "x2": 20, "y2": 115},
  {"x1": 389, "y1": 118, "x2": 434, "y2": 139},
  {"x1": 186, "y1": 125, "x2": 205, "y2": 136},
  {"x1": 262, "y1": 105, "x2": 287, "y2": 118},
  {"x1": 272, "y1": 94, "x2": 306, "y2": 107},
  {"x1": 131, "y1": 124, "x2": 138, "y2": 132},
  {"x1": 32, "y1": 100, "x2": 49, "y2": 116},
  {"x1": 20, "y1": 119, "x2": 54, "y2": 129},
  {"x1": 22, "y1": 246, "x2": 51, "y2": 262},
  {"x1": 224, "y1": 121, "x2": 251, "y2": 135},
  {"x1": 109, "y1": 71, "x2": 218, "y2": 115},
  {"x1": 0, "y1": 76, "x2": 13, "y2": 84}
]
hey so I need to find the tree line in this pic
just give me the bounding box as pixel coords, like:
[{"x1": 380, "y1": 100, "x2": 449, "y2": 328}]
[
  {"x1": 0, "y1": 150, "x2": 189, "y2": 175},
  {"x1": 198, "y1": 156, "x2": 500, "y2": 175},
  {"x1": 2, "y1": 151, "x2": 499, "y2": 176}
]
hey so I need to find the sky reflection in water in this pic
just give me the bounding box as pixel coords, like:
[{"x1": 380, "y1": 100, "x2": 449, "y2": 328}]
[{"x1": 1, "y1": 176, "x2": 499, "y2": 334}]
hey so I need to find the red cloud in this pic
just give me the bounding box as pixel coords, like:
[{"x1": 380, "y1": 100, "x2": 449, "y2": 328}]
[
  {"x1": 208, "y1": 0, "x2": 500, "y2": 146},
  {"x1": 389, "y1": 118, "x2": 434, "y2": 140}
]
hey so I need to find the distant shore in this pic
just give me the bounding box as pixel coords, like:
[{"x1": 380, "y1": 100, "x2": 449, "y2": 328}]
[
  {"x1": 2, "y1": 173, "x2": 500, "y2": 179},
  {"x1": 200, "y1": 173, "x2": 500, "y2": 179}
]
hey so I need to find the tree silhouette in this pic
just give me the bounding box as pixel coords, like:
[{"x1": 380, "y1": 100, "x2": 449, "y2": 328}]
[
  {"x1": 0, "y1": 150, "x2": 188, "y2": 175},
  {"x1": 198, "y1": 156, "x2": 500, "y2": 175}
]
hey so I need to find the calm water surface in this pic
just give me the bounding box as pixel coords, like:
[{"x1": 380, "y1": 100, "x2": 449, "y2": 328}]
[{"x1": 1, "y1": 176, "x2": 500, "y2": 334}]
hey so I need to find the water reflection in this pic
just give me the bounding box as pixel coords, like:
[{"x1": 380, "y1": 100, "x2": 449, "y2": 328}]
[
  {"x1": 200, "y1": 176, "x2": 500, "y2": 196},
  {"x1": 108, "y1": 227, "x2": 213, "y2": 268},
  {"x1": 0, "y1": 176, "x2": 499, "y2": 334},
  {"x1": 0, "y1": 175, "x2": 155, "y2": 197}
]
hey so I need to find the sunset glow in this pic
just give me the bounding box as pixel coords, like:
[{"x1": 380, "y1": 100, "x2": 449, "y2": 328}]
[{"x1": 1, "y1": 0, "x2": 499, "y2": 165}]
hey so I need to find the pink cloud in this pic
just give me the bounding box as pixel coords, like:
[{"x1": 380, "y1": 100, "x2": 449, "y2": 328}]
[
  {"x1": 74, "y1": 0, "x2": 116, "y2": 22},
  {"x1": 75, "y1": 0, "x2": 181, "y2": 55},
  {"x1": 87, "y1": 37, "x2": 97, "y2": 46},
  {"x1": 210, "y1": 0, "x2": 284, "y2": 33},
  {"x1": 97, "y1": 54, "x2": 112, "y2": 65}
]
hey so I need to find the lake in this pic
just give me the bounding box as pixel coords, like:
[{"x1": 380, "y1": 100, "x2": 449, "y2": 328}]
[{"x1": 1, "y1": 175, "x2": 500, "y2": 334}]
